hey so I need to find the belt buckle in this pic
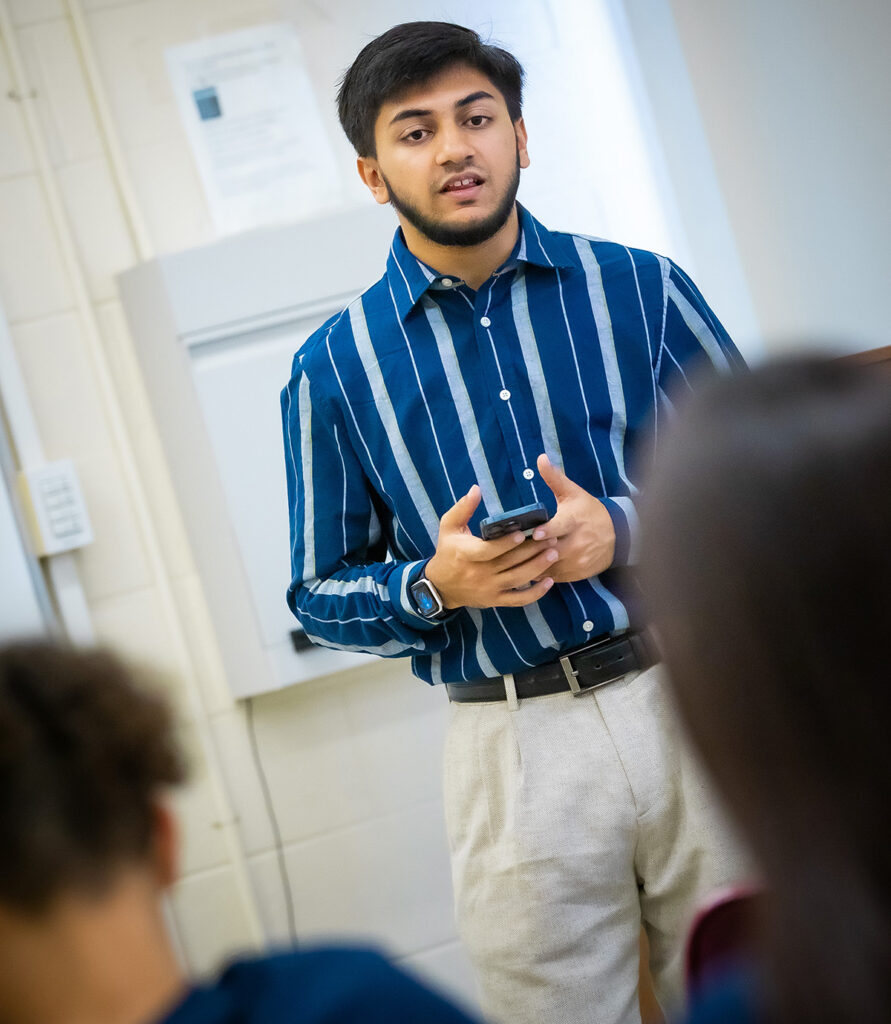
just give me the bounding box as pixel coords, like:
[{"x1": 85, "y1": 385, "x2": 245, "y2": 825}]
[
  {"x1": 559, "y1": 654, "x2": 591, "y2": 697},
  {"x1": 560, "y1": 633, "x2": 628, "y2": 697}
]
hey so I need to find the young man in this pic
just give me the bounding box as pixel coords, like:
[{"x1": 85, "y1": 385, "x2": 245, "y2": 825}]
[
  {"x1": 0, "y1": 640, "x2": 479, "y2": 1024},
  {"x1": 282, "y1": 21, "x2": 749, "y2": 1024}
]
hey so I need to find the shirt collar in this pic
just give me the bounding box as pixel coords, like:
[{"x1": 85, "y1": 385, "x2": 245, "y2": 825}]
[
  {"x1": 385, "y1": 204, "x2": 578, "y2": 321},
  {"x1": 513, "y1": 204, "x2": 579, "y2": 272}
]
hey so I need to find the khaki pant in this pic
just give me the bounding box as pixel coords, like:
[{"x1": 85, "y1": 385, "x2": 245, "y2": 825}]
[{"x1": 443, "y1": 665, "x2": 751, "y2": 1024}]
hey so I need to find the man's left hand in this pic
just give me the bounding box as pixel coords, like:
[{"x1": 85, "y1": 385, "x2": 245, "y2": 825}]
[{"x1": 531, "y1": 453, "x2": 615, "y2": 582}]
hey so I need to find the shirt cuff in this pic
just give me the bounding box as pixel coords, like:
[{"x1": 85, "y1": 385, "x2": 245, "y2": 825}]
[
  {"x1": 600, "y1": 496, "x2": 640, "y2": 567},
  {"x1": 387, "y1": 559, "x2": 449, "y2": 631}
]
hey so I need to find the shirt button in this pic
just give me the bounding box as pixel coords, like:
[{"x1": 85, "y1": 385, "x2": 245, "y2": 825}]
[
  {"x1": 583, "y1": 620, "x2": 594, "y2": 633},
  {"x1": 522, "y1": 468, "x2": 534, "y2": 480},
  {"x1": 480, "y1": 316, "x2": 491, "y2": 328},
  {"x1": 441, "y1": 278, "x2": 453, "y2": 287},
  {"x1": 499, "y1": 388, "x2": 511, "y2": 401}
]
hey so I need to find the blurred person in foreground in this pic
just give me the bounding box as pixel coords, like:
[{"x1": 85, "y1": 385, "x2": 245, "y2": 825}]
[
  {"x1": 0, "y1": 641, "x2": 478, "y2": 1024},
  {"x1": 641, "y1": 356, "x2": 891, "y2": 1024}
]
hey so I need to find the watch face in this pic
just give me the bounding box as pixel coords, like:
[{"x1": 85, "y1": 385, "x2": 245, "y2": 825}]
[
  {"x1": 415, "y1": 585, "x2": 438, "y2": 616},
  {"x1": 411, "y1": 578, "x2": 443, "y2": 618}
]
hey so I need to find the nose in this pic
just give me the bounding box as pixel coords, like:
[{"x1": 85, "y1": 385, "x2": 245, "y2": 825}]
[{"x1": 434, "y1": 122, "x2": 474, "y2": 166}]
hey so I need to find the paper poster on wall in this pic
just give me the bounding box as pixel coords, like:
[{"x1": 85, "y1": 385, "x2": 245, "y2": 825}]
[{"x1": 165, "y1": 23, "x2": 343, "y2": 235}]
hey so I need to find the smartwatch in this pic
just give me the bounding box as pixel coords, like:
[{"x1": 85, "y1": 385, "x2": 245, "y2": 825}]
[{"x1": 410, "y1": 569, "x2": 448, "y2": 620}]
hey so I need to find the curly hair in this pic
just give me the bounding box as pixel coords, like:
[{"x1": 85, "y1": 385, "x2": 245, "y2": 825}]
[{"x1": 0, "y1": 640, "x2": 187, "y2": 913}]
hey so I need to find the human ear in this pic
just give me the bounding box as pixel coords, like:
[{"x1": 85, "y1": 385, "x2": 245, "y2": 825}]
[
  {"x1": 515, "y1": 117, "x2": 530, "y2": 169},
  {"x1": 150, "y1": 801, "x2": 179, "y2": 890},
  {"x1": 356, "y1": 156, "x2": 390, "y2": 205}
]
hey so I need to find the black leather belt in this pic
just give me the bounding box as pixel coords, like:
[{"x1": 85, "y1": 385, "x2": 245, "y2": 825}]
[{"x1": 445, "y1": 631, "x2": 657, "y2": 703}]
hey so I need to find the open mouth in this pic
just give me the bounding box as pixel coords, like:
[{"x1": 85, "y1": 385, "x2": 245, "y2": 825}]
[{"x1": 441, "y1": 175, "x2": 485, "y2": 194}]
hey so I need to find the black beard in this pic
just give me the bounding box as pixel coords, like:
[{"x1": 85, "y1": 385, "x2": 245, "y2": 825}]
[{"x1": 382, "y1": 153, "x2": 521, "y2": 248}]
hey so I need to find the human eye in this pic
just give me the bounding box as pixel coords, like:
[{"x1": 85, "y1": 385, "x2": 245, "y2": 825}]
[
  {"x1": 400, "y1": 126, "x2": 431, "y2": 144},
  {"x1": 466, "y1": 114, "x2": 492, "y2": 128}
]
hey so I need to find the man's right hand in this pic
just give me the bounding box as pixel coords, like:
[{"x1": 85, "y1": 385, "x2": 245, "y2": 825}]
[{"x1": 425, "y1": 486, "x2": 558, "y2": 609}]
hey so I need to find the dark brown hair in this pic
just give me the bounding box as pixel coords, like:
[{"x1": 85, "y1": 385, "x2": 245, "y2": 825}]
[
  {"x1": 337, "y1": 21, "x2": 524, "y2": 157},
  {"x1": 0, "y1": 640, "x2": 186, "y2": 913},
  {"x1": 642, "y1": 356, "x2": 891, "y2": 1023}
]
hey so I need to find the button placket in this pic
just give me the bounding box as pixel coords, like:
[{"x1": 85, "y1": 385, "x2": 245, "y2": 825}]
[{"x1": 476, "y1": 278, "x2": 538, "y2": 501}]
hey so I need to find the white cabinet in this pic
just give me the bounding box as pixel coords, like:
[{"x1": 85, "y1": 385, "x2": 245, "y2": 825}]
[{"x1": 118, "y1": 205, "x2": 396, "y2": 697}]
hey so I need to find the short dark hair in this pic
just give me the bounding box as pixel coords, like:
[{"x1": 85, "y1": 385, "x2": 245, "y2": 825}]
[
  {"x1": 337, "y1": 21, "x2": 525, "y2": 157},
  {"x1": 0, "y1": 641, "x2": 186, "y2": 913},
  {"x1": 641, "y1": 356, "x2": 891, "y2": 1024}
]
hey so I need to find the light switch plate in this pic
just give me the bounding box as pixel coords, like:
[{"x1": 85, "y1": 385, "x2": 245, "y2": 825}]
[{"x1": 19, "y1": 460, "x2": 94, "y2": 556}]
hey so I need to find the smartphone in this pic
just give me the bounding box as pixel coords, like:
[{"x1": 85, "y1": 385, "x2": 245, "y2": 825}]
[{"x1": 480, "y1": 501, "x2": 549, "y2": 540}]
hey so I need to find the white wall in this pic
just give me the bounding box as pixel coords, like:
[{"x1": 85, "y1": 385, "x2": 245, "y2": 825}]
[{"x1": 624, "y1": 0, "x2": 891, "y2": 356}]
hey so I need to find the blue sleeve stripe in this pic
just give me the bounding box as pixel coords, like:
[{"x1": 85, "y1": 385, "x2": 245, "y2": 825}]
[{"x1": 668, "y1": 279, "x2": 733, "y2": 374}]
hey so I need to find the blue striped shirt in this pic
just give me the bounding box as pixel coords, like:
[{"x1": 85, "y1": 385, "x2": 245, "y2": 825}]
[{"x1": 281, "y1": 205, "x2": 744, "y2": 685}]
